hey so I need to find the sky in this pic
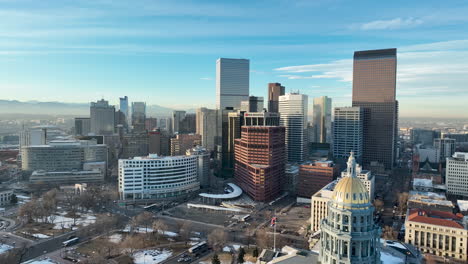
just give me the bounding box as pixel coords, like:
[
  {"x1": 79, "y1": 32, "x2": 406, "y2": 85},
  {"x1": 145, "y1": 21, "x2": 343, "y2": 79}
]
[{"x1": 0, "y1": 0, "x2": 468, "y2": 118}]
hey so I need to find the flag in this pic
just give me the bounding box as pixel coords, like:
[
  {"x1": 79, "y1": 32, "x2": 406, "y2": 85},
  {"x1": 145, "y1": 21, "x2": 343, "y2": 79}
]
[{"x1": 270, "y1": 216, "x2": 277, "y2": 227}]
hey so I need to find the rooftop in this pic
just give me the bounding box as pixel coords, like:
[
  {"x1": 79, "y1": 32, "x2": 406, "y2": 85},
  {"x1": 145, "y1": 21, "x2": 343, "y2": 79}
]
[
  {"x1": 408, "y1": 209, "x2": 465, "y2": 229},
  {"x1": 458, "y1": 200, "x2": 468, "y2": 212}
]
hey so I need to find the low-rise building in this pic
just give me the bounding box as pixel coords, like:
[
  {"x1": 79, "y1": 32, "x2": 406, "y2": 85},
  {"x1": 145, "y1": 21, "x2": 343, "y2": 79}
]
[
  {"x1": 30, "y1": 169, "x2": 104, "y2": 184},
  {"x1": 310, "y1": 181, "x2": 337, "y2": 232},
  {"x1": 405, "y1": 209, "x2": 468, "y2": 262},
  {"x1": 297, "y1": 160, "x2": 339, "y2": 203},
  {"x1": 118, "y1": 154, "x2": 200, "y2": 200},
  {"x1": 408, "y1": 190, "x2": 454, "y2": 212},
  {"x1": 0, "y1": 188, "x2": 13, "y2": 206}
]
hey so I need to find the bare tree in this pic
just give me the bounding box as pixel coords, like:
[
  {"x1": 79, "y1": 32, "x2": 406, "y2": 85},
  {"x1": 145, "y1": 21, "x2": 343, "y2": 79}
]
[
  {"x1": 255, "y1": 229, "x2": 269, "y2": 249},
  {"x1": 208, "y1": 229, "x2": 228, "y2": 252},
  {"x1": 373, "y1": 199, "x2": 384, "y2": 213},
  {"x1": 382, "y1": 226, "x2": 397, "y2": 240},
  {"x1": 152, "y1": 219, "x2": 168, "y2": 241},
  {"x1": 131, "y1": 212, "x2": 154, "y2": 233},
  {"x1": 397, "y1": 192, "x2": 409, "y2": 214},
  {"x1": 179, "y1": 221, "x2": 192, "y2": 243}
]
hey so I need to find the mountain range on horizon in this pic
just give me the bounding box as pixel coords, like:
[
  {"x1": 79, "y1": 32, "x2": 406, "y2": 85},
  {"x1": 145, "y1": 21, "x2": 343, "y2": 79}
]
[{"x1": 0, "y1": 100, "x2": 191, "y2": 117}]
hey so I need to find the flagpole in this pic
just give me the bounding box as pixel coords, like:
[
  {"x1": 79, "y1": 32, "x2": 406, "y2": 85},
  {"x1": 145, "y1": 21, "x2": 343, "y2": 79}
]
[{"x1": 273, "y1": 210, "x2": 276, "y2": 252}]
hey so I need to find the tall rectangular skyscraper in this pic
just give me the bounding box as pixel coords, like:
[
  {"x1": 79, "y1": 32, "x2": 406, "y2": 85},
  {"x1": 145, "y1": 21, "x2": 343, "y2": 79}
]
[
  {"x1": 119, "y1": 96, "x2": 129, "y2": 120},
  {"x1": 352, "y1": 48, "x2": 398, "y2": 170},
  {"x1": 131, "y1": 102, "x2": 146, "y2": 132},
  {"x1": 279, "y1": 93, "x2": 308, "y2": 163},
  {"x1": 90, "y1": 99, "x2": 115, "y2": 135},
  {"x1": 216, "y1": 58, "x2": 249, "y2": 110},
  {"x1": 333, "y1": 107, "x2": 363, "y2": 164},
  {"x1": 312, "y1": 96, "x2": 332, "y2": 143},
  {"x1": 268, "y1": 83, "x2": 285, "y2": 113}
]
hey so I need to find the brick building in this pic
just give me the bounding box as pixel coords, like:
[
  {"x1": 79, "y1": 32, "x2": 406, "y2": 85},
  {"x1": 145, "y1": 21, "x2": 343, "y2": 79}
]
[{"x1": 234, "y1": 126, "x2": 285, "y2": 202}]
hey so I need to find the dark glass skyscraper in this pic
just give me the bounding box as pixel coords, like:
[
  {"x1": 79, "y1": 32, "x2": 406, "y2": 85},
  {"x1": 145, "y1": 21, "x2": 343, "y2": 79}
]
[
  {"x1": 268, "y1": 83, "x2": 285, "y2": 113},
  {"x1": 352, "y1": 48, "x2": 398, "y2": 170}
]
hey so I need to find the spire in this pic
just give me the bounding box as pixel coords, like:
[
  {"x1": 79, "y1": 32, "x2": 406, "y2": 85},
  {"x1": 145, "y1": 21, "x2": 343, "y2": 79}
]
[{"x1": 346, "y1": 151, "x2": 357, "y2": 178}]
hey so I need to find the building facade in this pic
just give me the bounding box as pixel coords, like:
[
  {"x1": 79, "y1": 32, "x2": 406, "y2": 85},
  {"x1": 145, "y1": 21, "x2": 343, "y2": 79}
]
[
  {"x1": 145, "y1": 117, "x2": 158, "y2": 131},
  {"x1": 319, "y1": 153, "x2": 381, "y2": 264},
  {"x1": 240, "y1": 96, "x2": 264, "y2": 112},
  {"x1": 216, "y1": 58, "x2": 249, "y2": 110},
  {"x1": 149, "y1": 129, "x2": 171, "y2": 156},
  {"x1": 90, "y1": 99, "x2": 115, "y2": 135},
  {"x1": 405, "y1": 209, "x2": 468, "y2": 261},
  {"x1": 333, "y1": 107, "x2": 364, "y2": 164},
  {"x1": 196, "y1": 107, "x2": 218, "y2": 151},
  {"x1": 170, "y1": 134, "x2": 202, "y2": 156},
  {"x1": 279, "y1": 93, "x2": 308, "y2": 163},
  {"x1": 118, "y1": 154, "x2": 200, "y2": 200},
  {"x1": 234, "y1": 126, "x2": 285, "y2": 202},
  {"x1": 187, "y1": 146, "x2": 210, "y2": 188},
  {"x1": 131, "y1": 102, "x2": 146, "y2": 133},
  {"x1": 119, "y1": 96, "x2": 129, "y2": 124},
  {"x1": 435, "y1": 137, "x2": 456, "y2": 163},
  {"x1": 297, "y1": 161, "x2": 339, "y2": 199},
  {"x1": 268, "y1": 82, "x2": 285, "y2": 113},
  {"x1": 352, "y1": 48, "x2": 398, "y2": 170},
  {"x1": 312, "y1": 96, "x2": 332, "y2": 143},
  {"x1": 74, "y1": 118, "x2": 91, "y2": 136},
  {"x1": 446, "y1": 152, "x2": 468, "y2": 197}
]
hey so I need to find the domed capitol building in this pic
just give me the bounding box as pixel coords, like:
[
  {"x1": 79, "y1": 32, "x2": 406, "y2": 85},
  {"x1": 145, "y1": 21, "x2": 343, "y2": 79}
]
[{"x1": 319, "y1": 152, "x2": 382, "y2": 264}]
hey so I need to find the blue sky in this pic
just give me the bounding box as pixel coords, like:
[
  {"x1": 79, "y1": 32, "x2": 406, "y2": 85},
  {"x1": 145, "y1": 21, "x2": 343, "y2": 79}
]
[{"x1": 1, "y1": 0, "x2": 468, "y2": 118}]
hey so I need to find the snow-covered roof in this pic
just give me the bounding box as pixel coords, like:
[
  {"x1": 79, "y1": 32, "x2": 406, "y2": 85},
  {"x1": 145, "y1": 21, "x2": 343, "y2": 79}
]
[
  {"x1": 413, "y1": 178, "x2": 432, "y2": 188},
  {"x1": 458, "y1": 200, "x2": 468, "y2": 211},
  {"x1": 199, "y1": 183, "x2": 242, "y2": 199}
]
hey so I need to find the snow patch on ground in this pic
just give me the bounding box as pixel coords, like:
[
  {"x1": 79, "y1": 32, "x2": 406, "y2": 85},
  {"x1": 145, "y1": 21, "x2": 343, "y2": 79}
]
[
  {"x1": 23, "y1": 258, "x2": 57, "y2": 264},
  {"x1": 380, "y1": 251, "x2": 404, "y2": 264},
  {"x1": 133, "y1": 249, "x2": 172, "y2": 264},
  {"x1": 223, "y1": 246, "x2": 231, "y2": 252},
  {"x1": 41, "y1": 211, "x2": 96, "y2": 229},
  {"x1": 32, "y1": 233, "x2": 50, "y2": 239},
  {"x1": 0, "y1": 243, "x2": 13, "y2": 254},
  {"x1": 122, "y1": 226, "x2": 178, "y2": 237},
  {"x1": 109, "y1": 233, "x2": 123, "y2": 243}
]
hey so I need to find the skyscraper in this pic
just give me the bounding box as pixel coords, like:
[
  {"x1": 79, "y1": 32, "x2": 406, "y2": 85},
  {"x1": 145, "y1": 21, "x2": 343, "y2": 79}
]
[
  {"x1": 74, "y1": 117, "x2": 91, "y2": 136},
  {"x1": 434, "y1": 136, "x2": 456, "y2": 162},
  {"x1": 172, "y1": 110, "x2": 186, "y2": 134},
  {"x1": 352, "y1": 48, "x2": 398, "y2": 170},
  {"x1": 279, "y1": 93, "x2": 308, "y2": 163},
  {"x1": 90, "y1": 99, "x2": 115, "y2": 135},
  {"x1": 131, "y1": 102, "x2": 146, "y2": 132},
  {"x1": 119, "y1": 96, "x2": 129, "y2": 123},
  {"x1": 240, "y1": 96, "x2": 264, "y2": 112},
  {"x1": 333, "y1": 107, "x2": 364, "y2": 164},
  {"x1": 234, "y1": 126, "x2": 285, "y2": 202},
  {"x1": 268, "y1": 82, "x2": 285, "y2": 113},
  {"x1": 196, "y1": 107, "x2": 218, "y2": 151},
  {"x1": 312, "y1": 96, "x2": 332, "y2": 143},
  {"x1": 216, "y1": 58, "x2": 249, "y2": 110}
]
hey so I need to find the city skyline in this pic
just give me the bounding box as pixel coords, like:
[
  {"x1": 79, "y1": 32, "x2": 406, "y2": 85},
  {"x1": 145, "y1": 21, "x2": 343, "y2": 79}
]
[{"x1": 0, "y1": 1, "x2": 467, "y2": 118}]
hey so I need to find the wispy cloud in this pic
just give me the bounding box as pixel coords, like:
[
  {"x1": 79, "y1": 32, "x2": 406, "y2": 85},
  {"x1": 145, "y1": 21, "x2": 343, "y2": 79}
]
[
  {"x1": 356, "y1": 17, "x2": 423, "y2": 30},
  {"x1": 275, "y1": 59, "x2": 352, "y2": 82},
  {"x1": 275, "y1": 40, "x2": 468, "y2": 102},
  {"x1": 199, "y1": 77, "x2": 213, "y2": 81}
]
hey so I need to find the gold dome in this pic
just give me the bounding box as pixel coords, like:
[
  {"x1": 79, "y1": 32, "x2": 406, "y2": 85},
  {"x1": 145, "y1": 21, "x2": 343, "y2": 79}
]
[
  {"x1": 332, "y1": 176, "x2": 369, "y2": 204},
  {"x1": 331, "y1": 151, "x2": 370, "y2": 205}
]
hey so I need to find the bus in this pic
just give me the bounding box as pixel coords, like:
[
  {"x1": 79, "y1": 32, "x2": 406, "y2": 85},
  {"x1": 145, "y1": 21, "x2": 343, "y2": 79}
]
[
  {"x1": 188, "y1": 241, "x2": 208, "y2": 256},
  {"x1": 62, "y1": 237, "x2": 79, "y2": 247}
]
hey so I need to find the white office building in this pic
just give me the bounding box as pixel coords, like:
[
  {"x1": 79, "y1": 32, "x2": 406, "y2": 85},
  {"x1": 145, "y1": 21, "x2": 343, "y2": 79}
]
[
  {"x1": 279, "y1": 93, "x2": 308, "y2": 163},
  {"x1": 118, "y1": 154, "x2": 200, "y2": 200},
  {"x1": 333, "y1": 107, "x2": 363, "y2": 163},
  {"x1": 216, "y1": 58, "x2": 249, "y2": 110},
  {"x1": 446, "y1": 152, "x2": 468, "y2": 197}
]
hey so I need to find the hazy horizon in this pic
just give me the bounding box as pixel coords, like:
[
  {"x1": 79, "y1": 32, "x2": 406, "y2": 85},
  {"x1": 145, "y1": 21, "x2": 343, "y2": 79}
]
[{"x1": 1, "y1": 0, "x2": 468, "y2": 118}]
